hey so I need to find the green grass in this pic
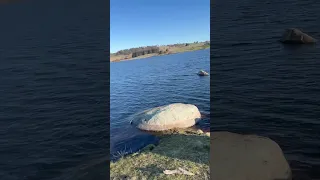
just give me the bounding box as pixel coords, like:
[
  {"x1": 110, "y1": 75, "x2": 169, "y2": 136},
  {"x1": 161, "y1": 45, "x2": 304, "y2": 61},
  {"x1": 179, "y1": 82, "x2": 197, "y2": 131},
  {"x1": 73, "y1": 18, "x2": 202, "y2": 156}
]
[
  {"x1": 110, "y1": 132, "x2": 210, "y2": 180},
  {"x1": 176, "y1": 44, "x2": 210, "y2": 53}
]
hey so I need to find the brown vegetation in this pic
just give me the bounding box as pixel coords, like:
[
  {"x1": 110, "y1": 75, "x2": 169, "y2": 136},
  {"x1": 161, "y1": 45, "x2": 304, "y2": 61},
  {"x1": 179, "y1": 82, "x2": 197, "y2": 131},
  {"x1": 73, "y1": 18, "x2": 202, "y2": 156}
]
[{"x1": 110, "y1": 41, "x2": 210, "y2": 62}]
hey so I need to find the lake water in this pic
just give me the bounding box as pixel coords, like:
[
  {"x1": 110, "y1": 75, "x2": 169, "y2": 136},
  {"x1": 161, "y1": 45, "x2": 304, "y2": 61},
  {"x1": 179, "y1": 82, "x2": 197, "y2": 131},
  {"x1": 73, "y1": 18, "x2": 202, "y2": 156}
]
[
  {"x1": 110, "y1": 49, "x2": 210, "y2": 158},
  {"x1": 0, "y1": 0, "x2": 109, "y2": 179},
  {"x1": 211, "y1": 0, "x2": 320, "y2": 179},
  {"x1": 2, "y1": 0, "x2": 319, "y2": 179}
]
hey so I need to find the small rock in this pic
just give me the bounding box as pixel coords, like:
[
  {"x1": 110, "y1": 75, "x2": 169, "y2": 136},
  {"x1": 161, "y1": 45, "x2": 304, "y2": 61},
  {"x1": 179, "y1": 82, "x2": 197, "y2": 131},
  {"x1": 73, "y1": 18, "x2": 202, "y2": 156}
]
[
  {"x1": 197, "y1": 129, "x2": 204, "y2": 134},
  {"x1": 280, "y1": 28, "x2": 317, "y2": 44},
  {"x1": 197, "y1": 70, "x2": 209, "y2": 76},
  {"x1": 205, "y1": 132, "x2": 210, "y2": 137}
]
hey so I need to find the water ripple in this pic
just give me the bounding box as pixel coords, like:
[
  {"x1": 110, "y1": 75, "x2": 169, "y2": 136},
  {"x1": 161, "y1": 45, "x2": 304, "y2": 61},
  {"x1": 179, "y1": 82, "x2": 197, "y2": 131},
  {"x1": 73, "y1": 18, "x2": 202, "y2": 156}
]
[{"x1": 212, "y1": 0, "x2": 320, "y2": 178}]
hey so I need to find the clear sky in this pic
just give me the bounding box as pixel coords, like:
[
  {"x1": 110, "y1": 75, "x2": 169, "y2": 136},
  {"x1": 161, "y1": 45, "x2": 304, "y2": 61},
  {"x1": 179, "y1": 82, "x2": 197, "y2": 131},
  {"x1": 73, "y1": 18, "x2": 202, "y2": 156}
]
[{"x1": 110, "y1": 0, "x2": 210, "y2": 53}]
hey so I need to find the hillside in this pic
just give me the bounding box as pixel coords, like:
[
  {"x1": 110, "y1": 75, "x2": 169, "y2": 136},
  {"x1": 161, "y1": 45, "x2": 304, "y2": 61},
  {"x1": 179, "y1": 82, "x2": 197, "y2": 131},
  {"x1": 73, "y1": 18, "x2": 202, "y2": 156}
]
[{"x1": 110, "y1": 41, "x2": 210, "y2": 62}]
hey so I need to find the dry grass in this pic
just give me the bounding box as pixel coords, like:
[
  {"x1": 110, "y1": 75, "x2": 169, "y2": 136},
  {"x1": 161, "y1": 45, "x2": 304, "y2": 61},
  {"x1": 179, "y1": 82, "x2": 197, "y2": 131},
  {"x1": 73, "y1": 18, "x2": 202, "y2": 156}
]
[
  {"x1": 110, "y1": 130, "x2": 210, "y2": 180},
  {"x1": 110, "y1": 42, "x2": 210, "y2": 62}
]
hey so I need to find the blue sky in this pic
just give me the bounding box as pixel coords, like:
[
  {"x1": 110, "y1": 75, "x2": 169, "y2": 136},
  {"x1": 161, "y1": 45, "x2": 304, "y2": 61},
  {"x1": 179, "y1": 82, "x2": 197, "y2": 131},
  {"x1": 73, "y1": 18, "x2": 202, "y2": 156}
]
[{"x1": 110, "y1": 0, "x2": 210, "y2": 53}]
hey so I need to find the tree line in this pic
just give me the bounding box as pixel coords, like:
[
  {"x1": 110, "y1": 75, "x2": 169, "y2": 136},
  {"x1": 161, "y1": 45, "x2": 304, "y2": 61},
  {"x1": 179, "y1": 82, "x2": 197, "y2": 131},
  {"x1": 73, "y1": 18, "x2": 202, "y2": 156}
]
[
  {"x1": 113, "y1": 41, "x2": 210, "y2": 58},
  {"x1": 131, "y1": 46, "x2": 160, "y2": 58},
  {"x1": 114, "y1": 46, "x2": 160, "y2": 58}
]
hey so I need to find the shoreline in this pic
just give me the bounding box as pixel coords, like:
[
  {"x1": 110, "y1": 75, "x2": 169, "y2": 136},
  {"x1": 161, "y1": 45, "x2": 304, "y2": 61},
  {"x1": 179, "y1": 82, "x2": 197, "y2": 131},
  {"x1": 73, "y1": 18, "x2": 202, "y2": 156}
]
[
  {"x1": 111, "y1": 128, "x2": 293, "y2": 180},
  {"x1": 110, "y1": 127, "x2": 210, "y2": 180},
  {"x1": 111, "y1": 43, "x2": 210, "y2": 63},
  {"x1": 110, "y1": 100, "x2": 291, "y2": 179},
  {"x1": 110, "y1": 125, "x2": 209, "y2": 161}
]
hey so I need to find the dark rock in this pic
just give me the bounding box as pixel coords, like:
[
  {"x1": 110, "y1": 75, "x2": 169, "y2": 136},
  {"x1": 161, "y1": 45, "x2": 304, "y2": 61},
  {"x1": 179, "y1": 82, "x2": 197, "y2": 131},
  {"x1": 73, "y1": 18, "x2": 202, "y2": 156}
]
[{"x1": 280, "y1": 28, "x2": 317, "y2": 44}]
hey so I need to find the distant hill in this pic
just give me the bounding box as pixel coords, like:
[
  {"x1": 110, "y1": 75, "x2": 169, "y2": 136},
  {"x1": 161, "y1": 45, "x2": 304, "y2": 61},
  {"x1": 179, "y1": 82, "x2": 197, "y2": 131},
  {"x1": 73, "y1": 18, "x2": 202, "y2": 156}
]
[{"x1": 110, "y1": 41, "x2": 210, "y2": 62}]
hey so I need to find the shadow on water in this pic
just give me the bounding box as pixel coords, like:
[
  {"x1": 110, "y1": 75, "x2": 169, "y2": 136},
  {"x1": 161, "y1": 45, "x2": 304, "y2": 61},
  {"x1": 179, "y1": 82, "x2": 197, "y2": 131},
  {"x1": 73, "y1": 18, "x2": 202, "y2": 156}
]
[
  {"x1": 110, "y1": 113, "x2": 210, "y2": 162},
  {"x1": 110, "y1": 124, "x2": 160, "y2": 161}
]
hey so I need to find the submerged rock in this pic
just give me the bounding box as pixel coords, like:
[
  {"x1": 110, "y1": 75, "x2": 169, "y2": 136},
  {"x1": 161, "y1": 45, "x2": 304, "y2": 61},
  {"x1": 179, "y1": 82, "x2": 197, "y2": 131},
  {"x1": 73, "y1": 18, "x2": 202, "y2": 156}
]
[
  {"x1": 280, "y1": 28, "x2": 317, "y2": 44},
  {"x1": 197, "y1": 70, "x2": 209, "y2": 76},
  {"x1": 211, "y1": 132, "x2": 292, "y2": 180},
  {"x1": 131, "y1": 103, "x2": 201, "y2": 131}
]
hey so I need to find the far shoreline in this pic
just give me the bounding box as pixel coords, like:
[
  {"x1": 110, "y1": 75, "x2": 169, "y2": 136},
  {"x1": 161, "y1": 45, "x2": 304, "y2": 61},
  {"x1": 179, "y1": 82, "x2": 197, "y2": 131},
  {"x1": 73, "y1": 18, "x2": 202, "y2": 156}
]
[
  {"x1": 110, "y1": 41, "x2": 210, "y2": 63},
  {"x1": 111, "y1": 47, "x2": 210, "y2": 63}
]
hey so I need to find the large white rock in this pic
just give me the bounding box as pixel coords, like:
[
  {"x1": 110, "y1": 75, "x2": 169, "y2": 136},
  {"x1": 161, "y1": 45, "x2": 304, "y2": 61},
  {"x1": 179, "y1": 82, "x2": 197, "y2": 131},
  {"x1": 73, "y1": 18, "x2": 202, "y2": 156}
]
[
  {"x1": 280, "y1": 28, "x2": 317, "y2": 44},
  {"x1": 130, "y1": 103, "x2": 201, "y2": 131},
  {"x1": 211, "y1": 132, "x2": 292, "y2": 180}
]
